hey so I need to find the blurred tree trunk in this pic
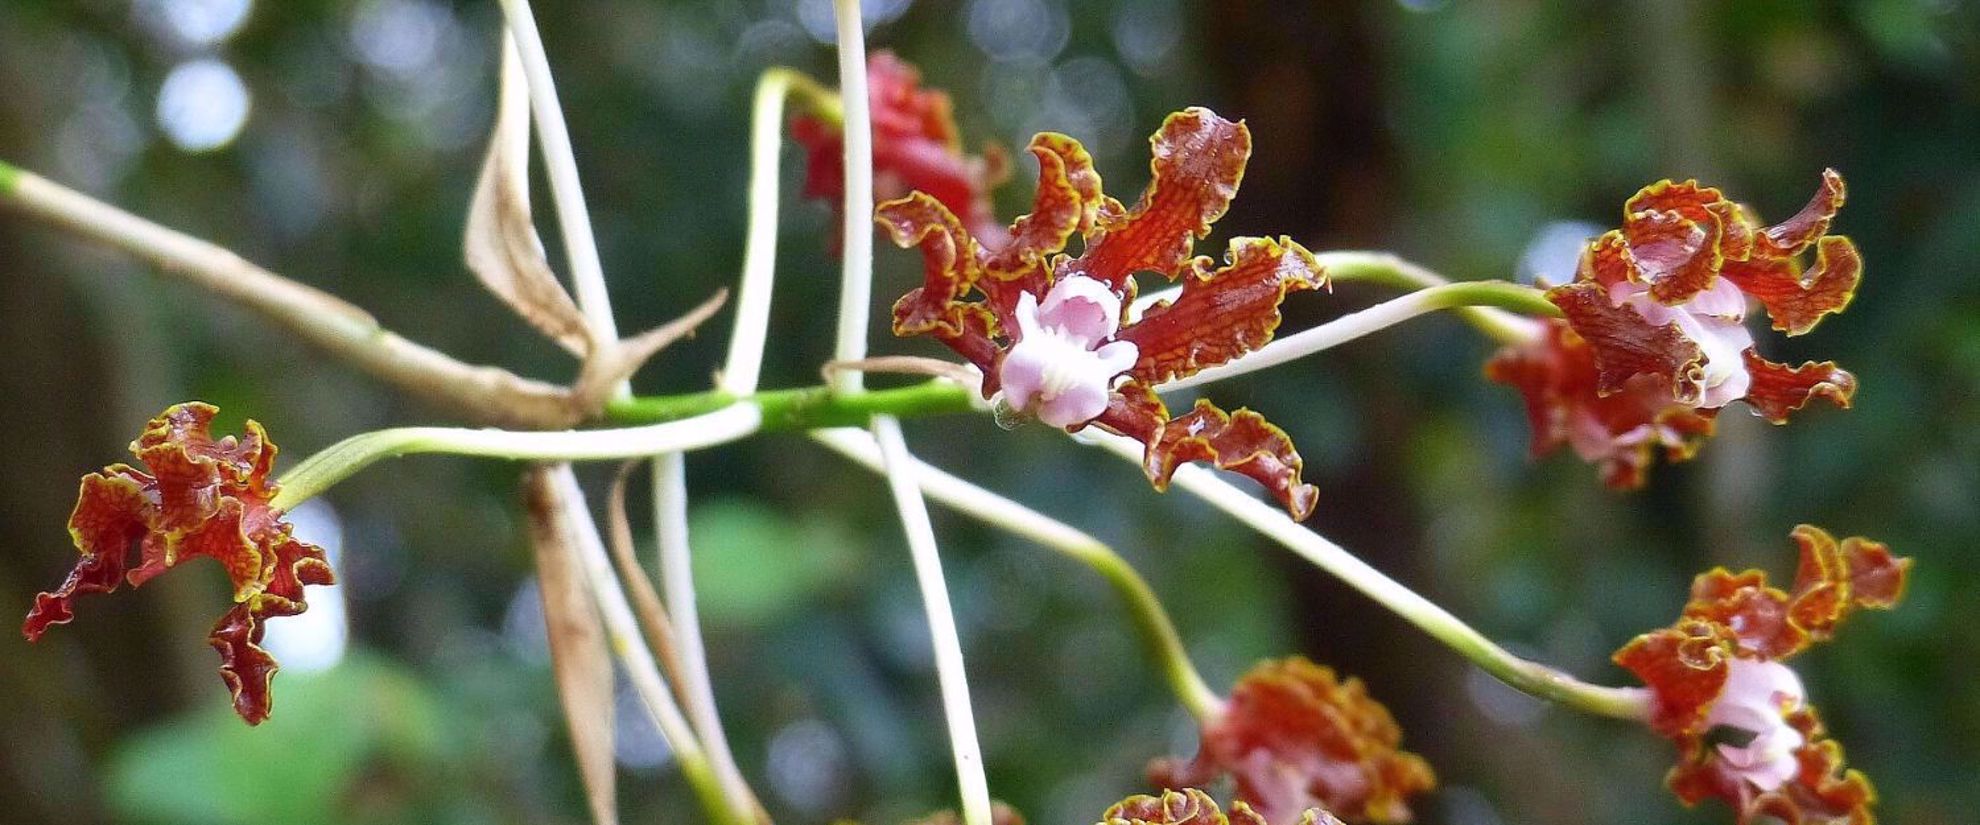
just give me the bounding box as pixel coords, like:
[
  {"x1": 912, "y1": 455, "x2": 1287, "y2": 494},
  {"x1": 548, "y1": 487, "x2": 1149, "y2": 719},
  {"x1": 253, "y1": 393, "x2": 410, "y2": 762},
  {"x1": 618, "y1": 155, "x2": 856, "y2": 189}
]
[
  {"x1": 1201, "y1": 0, "x2": 1464, "y2": 763},
  {"x1": 0, "y1": 222, "x2": 125, "y2": 825}
]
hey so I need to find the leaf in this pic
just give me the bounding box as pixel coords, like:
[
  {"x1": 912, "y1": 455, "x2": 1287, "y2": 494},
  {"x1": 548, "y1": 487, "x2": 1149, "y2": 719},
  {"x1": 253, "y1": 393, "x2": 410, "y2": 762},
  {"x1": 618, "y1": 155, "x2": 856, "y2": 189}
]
[
  {"x1": 687, "y1": 499, "x2": 854, "y2": 628},
  {"x1": 522, "y1": 467, "x2": 618, "y2": 825},
  {"x1": 605, "y1": 460, "x2": 688, "y2": 701},
  {"x1": 105, "y1": 653, "x2": 444, "y2": 825},
  {"x1": 464, "y1": 35, "x2": 593, "y2": 357}
]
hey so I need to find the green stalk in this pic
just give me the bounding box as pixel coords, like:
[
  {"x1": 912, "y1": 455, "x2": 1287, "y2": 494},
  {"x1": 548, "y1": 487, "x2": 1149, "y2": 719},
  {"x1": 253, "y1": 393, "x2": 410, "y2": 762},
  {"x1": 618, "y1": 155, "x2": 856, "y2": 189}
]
[
  {"x1": 606, "y1": 379, "x2": 979, "y2": 428},
  {"x1": 1160, "y1": 280, "x2": 1557, "y2": 392},
  {"x1": 1083, "y1": 430, "x2": 1651, "y2": 722},
  {"x1": 270, "y1": 405, "x2": 764, "y2": 511},
  {"x1": 812, "y1": 428, "x2": 1223, "y2": 722},
  {"x1": 1316, "y1": 250, "x2": 1547, "y2": 343}
]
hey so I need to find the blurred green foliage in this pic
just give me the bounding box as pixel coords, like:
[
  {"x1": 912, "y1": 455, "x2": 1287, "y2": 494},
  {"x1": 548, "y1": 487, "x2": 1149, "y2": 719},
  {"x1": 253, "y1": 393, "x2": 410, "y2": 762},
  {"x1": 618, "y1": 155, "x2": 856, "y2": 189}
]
[{"x1": 0, "y1": 2, "x2": 1973, "y2": 825}]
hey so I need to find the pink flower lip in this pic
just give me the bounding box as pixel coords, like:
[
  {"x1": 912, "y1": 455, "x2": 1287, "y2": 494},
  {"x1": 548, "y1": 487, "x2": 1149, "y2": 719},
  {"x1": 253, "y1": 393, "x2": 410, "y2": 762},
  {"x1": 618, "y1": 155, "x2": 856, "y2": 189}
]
[
  {"x1": 999, "y1": 275, "x2": 1139, "y2": 429},
  {"x1": 1705, "y1": 657, "x2": 1807, "y2": 792}
]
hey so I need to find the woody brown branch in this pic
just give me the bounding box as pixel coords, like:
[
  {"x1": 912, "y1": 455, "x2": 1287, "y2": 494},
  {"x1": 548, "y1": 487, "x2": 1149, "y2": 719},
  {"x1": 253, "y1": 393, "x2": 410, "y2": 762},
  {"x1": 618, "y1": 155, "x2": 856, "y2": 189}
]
[{"x1": 1, "y1": 165, "x2": 592, "y2": 429}]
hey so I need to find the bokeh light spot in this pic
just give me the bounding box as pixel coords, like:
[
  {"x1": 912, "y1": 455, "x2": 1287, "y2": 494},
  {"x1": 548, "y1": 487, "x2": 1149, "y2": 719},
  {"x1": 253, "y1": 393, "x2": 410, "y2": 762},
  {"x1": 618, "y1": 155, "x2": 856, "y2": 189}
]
[{"x1": 155, "y1": 59, "x2": 251, "y2": 152}]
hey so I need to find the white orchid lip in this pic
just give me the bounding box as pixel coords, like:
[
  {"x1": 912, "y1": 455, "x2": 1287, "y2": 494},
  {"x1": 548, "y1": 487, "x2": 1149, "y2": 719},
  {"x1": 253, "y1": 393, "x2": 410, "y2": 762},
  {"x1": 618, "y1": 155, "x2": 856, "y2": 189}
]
[
  {"x1": 1704, "y1": 657, "x2": 1808, "y2": 792},
  {"x1": 1000, "y1": 274, "x2": 1140, "y2": 429}
]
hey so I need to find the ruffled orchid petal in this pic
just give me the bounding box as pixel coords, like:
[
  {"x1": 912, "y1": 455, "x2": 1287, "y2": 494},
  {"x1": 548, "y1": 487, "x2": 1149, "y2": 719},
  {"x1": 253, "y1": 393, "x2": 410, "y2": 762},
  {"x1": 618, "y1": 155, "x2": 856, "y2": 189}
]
[
  {"x1": 1740, "y1": 350, "x2": 1856, "y2": 424},
  {"x1": 882, "y1": 192, "x2": 987, "y2": 339},
  {"x1": 1102, "y1": 789, "x2": 1230, "y2": 825},
  {"x1": 1117, "y1": 236, "x2": 1326, "y2": 386},
  {"x1": 1619, "y1": 179, "x2": 1737, "y2": 305},
  {"x1": 1152, "y1": 658, "x2": 1434, "y2": 825},
  {"x1": 1485, "y1": 321, "x2": 1720, "y2": 490},
  {"x1": 1755, "y1": 168, "x2": 1847, "y2": 258},
  {"x1": 1615, "y1": 527, "x2": 1907, "y2": 825},
  {"x1": 1099, "y1": 788, "x2": 1343, "y2": 825},
  {"x1": 1611, "y1": 280, "x2": 1757, "y2": 408},
  {"x1": 1549, "y1": 281, "x2": 1707, "y2": 404},
  {"x1": 1068, "y1": 108, "x2": 1250, "y2": 292},
  {"x1": 22, "y1": 403, "x2": 333, "y2": 725},
  {"x1": 1097, "y1": 383, "x2": 1320, "y2": 521},
  {"x1": 1721, "y1": 236, "x2": 1862, "y2": 336},
  {"x1": 981, "y1": 133, "x2": 1104, "y2": 277}
]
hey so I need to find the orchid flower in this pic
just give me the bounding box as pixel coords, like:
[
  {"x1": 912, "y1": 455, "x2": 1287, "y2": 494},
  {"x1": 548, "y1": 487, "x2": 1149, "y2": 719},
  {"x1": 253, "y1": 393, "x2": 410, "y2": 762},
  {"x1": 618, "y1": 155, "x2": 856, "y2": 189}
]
[
  {"x1": 793, "y1": 51, "x2": 1009, "y2": 247},
  {"x1": 879, "y1": 107, "x2": 1325, "y2": 519},
  {"x1": 1150, "y1": 657, "x2": 1435, "y2": 825},
  {"x1": 1614, "y1": 525, "x2": 1909, "y2": 824},
  {"x1": 1489, "y1": 172, "x2": 1861, "y2": 487},
  {"x1": 22, "y1": 403, "x2": 334, "y2": 724}
]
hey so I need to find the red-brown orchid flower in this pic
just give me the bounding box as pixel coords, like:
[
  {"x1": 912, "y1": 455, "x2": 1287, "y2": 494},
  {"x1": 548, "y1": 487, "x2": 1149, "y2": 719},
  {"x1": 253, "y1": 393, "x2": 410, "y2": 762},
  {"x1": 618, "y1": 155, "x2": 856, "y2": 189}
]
[
  {"x1": 1488, "y1": 171, "x2": 1861, "y2": 487},
  {"x1": 1614, "y1": 525, "x2": 1909, "y2": 824},
  {"x1": 1150, "y1": 658, "x2": 1435, "y2": 825},
  {"x1": 23, "y1": 403, "x2": 334, "y2": 725},
  {"x1": 794, "y1": 51, "x2": 1010, "y2": 246},
  {"x1": 879, "y1": 107, "x2": 1324, "y2": 520},
  {"x1": 1103, "y1": 788, "x2": 1344, "y2": 825}
]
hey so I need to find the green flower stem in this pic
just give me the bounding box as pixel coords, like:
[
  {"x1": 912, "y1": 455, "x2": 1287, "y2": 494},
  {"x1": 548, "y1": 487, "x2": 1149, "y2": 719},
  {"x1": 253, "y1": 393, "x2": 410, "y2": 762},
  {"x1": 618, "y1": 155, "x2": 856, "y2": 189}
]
[
  {"x1": 812, "y1": 428, "x2": 1224, "y2": 722},
  {"x1": 270, "y1": 405, "x2": 764, "y2": 512},
  {"x1": 829, "y1": 0, "x2": 877, "y2": 396},
  {"x1": 770, "y1": 67, "x2": 841, "y2": 127},
  {"x1": 653, "y1": 453, "x2": 766, "y2": 825},
  {"x1": 541, "y1": 466, "x2": 741, "y2": 825},
  {"x1": 1316, "y1": 250, "x2": 1546, "y2": 344},
  {"x1": 720, "y1": 69, "x2": 798, "y2": 397},
  {"x1": 494, "y1": 3, "x2": 616, "y2": 340},
  {"x1": 1082, "y1": 430, "x2": 1652, "y2": 722},
  {"x1": 869, "y1": 416, "x2": 995, "y2": 825},
  {"x1": 605, "y1": 379, "x2": 980, "y2": 428},
  {"x1": 1159, "y1": 279, "x2": 1557, "y2": 392},
  {"x1": 0, "y1": 158, "x2": 19, "y2": 195}
]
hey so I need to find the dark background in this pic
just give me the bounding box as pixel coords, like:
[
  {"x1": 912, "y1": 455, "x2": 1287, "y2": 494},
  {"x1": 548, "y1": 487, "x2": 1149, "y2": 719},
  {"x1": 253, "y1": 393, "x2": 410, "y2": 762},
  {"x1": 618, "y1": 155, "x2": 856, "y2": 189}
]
[{"x1": 1, "y1": 1, "x2": 1974, "y2": 824}]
